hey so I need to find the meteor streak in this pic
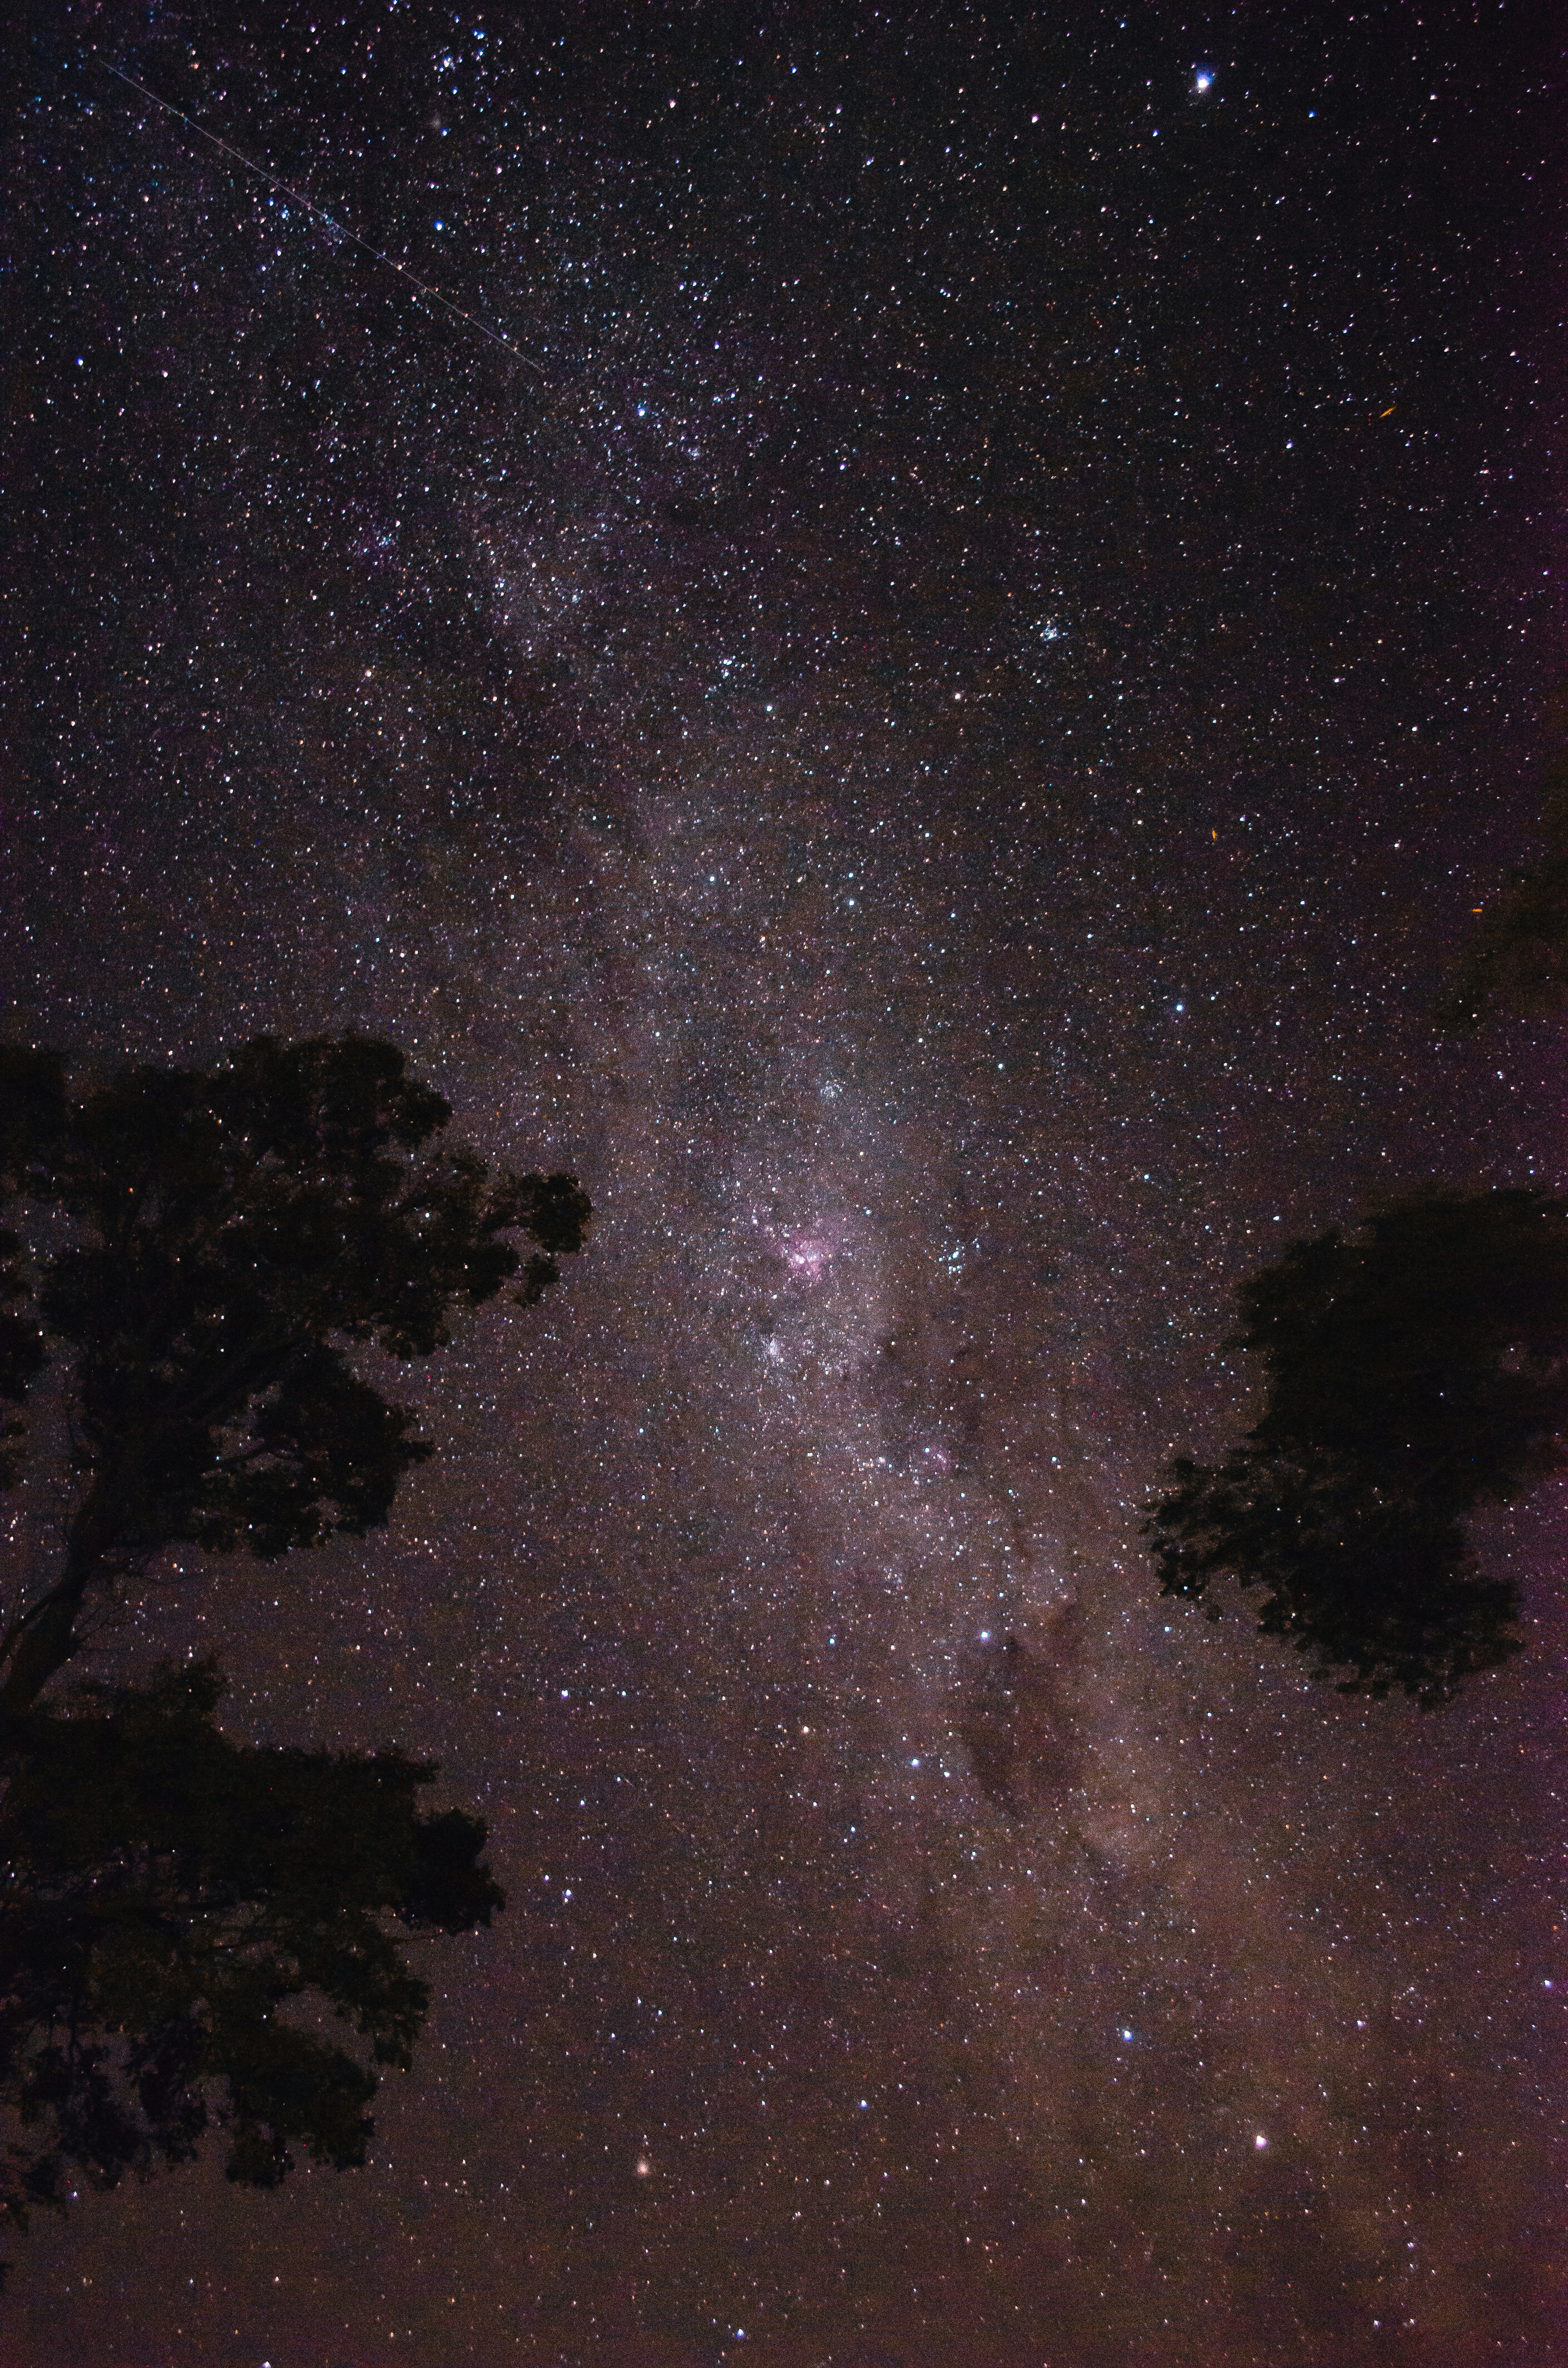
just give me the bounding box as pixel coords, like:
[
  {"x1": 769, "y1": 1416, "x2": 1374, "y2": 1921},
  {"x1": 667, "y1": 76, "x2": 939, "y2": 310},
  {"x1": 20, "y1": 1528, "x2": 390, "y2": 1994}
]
[{"x1": 95, "y1": 54, "x2": 541, "y2": 370}]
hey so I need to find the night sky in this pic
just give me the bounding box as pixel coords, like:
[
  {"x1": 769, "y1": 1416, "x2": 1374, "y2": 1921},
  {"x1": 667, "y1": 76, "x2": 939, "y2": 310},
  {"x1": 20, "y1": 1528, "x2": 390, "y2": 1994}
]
[{"x1": 5, "y1": 3, "x2": 1566, "y2": 2362}]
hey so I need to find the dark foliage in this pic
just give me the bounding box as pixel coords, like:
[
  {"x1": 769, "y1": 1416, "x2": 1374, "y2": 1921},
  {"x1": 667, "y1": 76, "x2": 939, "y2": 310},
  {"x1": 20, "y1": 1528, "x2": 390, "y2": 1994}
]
[
  {"x1": 1438, "y1": 703, "x2": 1568, "y2": 1028},
  {"x1": 0, "y1": 1050, "x2": 67, "y2": 1492},
  {"x1": 0, "y1": 1035, "x2": 588, "y2": 2266},
  {"x1": 0, "y1": 1662, "x2": 502, "y2": 2241},
  {"x1": 0, "y1": 1032, "x2": 590, "y2": 1711},
  {"x1": 1144, "y1": 1191, "x2": 1568, "y2": 1702}
]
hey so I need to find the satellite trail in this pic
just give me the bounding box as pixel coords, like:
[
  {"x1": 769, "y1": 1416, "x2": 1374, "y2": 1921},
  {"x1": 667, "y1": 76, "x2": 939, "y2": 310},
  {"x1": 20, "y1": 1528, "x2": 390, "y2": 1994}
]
[{"x1": 96, "y1": 54, "x2": 541, "y2": 370}]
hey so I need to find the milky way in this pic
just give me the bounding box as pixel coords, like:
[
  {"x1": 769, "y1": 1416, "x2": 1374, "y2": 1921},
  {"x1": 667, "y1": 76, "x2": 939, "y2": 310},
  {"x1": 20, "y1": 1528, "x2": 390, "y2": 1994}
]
[{"x1": 5, "y1": 5, "x2": 1564, "y2": 2362}]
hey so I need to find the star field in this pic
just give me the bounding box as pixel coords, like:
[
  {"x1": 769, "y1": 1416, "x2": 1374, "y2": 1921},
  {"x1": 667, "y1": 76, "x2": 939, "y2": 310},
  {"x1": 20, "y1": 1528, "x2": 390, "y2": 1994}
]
[{"x1": 4, "y1": 3, "x2": 1565, "y2": 2362}]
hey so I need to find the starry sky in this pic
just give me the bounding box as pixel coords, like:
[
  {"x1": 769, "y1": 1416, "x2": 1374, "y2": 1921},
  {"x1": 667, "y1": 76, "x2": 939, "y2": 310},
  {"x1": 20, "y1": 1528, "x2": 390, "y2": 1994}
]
[{"x1": 4, "y1": 3, "x2": 1566, "y2": 2362}]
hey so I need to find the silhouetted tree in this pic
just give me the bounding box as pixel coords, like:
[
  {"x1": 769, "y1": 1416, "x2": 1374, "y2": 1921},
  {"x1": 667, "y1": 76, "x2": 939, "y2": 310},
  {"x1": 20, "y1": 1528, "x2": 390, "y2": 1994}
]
[
  {"x1": 1438, "y1": 701, "x2": 1568, "y2": 1028},
  {"x1": 0, "y1": 1036, "x2": 588, "y2": 2262},
  {"x1": 0, "y1": 1662, "x2": 502, "y2": 2215},
  {"x1": 1144, "y1": 1191, "x2": 1568, "y2": 1703}
]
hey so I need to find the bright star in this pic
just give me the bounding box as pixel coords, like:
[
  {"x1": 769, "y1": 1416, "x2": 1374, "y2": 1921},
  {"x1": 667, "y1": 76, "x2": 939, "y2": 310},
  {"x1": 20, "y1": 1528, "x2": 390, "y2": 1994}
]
[{"x1": 1195, "y1": 69, "x2": 1214, "y2": 92}]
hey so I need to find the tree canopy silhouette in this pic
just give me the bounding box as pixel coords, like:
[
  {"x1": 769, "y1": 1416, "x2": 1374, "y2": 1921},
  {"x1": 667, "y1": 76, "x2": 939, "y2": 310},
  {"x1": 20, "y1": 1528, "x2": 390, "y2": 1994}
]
[
  {"x1": 0, "y1": 1035, "x2": 588, "y2": 2261},
  {"x1": 1144, "y1": 1190, "x2": 1568, "y2": 1704},
  {"x1": 1438, "y1": 700, "x2": 1568, "y2": 1028}
]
